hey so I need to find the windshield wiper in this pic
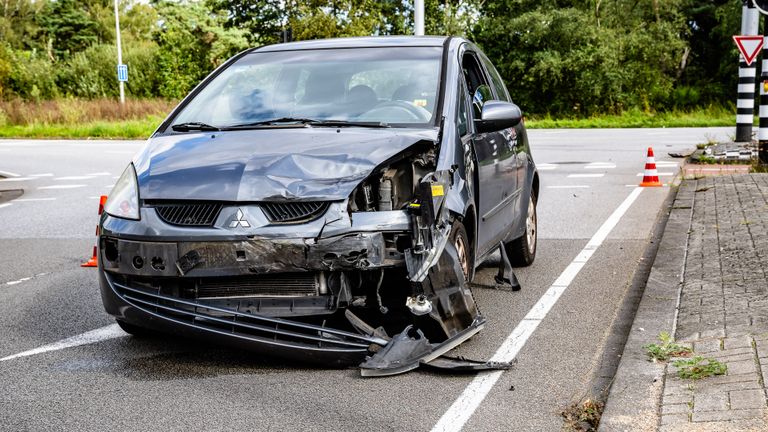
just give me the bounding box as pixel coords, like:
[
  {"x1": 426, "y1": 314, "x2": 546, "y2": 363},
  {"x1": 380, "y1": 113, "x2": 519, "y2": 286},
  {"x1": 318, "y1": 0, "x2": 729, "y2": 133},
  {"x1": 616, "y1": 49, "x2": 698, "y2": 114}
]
[
  {"x1": 171, "y1": 122, "x2": 220, "y2": 132},
  {"x1": 224, "y1": 117, "x2": 389, "y2": 130},
  {"x1": 224, "y1": 117, "x2": 319, "y2": 129}
]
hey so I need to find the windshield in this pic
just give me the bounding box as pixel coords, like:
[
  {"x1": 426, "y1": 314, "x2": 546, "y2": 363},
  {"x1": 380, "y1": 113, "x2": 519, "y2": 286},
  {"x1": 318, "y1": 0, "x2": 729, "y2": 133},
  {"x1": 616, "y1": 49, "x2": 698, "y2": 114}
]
[{"x1": 169, "y1": 46, "x2": 443, "y2": 130}]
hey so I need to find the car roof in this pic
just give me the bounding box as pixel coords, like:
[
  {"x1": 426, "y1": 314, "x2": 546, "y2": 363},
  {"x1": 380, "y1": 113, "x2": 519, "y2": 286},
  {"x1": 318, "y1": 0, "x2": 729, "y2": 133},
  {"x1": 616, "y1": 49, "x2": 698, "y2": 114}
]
[{"x1": 255, "y1": 36, "x2": 451, "y2": 52}]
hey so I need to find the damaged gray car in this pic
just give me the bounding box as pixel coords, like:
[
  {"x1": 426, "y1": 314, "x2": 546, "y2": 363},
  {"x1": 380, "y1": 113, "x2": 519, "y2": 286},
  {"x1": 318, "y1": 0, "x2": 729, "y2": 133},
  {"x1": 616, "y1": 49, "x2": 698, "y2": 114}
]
[{"x1": 98, "y1": 36, "x2": 539, "y2": 376}]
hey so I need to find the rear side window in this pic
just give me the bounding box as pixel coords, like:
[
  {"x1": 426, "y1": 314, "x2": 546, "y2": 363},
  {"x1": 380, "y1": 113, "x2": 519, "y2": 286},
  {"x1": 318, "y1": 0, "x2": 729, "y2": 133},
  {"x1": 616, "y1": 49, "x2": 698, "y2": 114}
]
[{"x1": 479, "y1": 52, "x2": 510, "y2": 102}]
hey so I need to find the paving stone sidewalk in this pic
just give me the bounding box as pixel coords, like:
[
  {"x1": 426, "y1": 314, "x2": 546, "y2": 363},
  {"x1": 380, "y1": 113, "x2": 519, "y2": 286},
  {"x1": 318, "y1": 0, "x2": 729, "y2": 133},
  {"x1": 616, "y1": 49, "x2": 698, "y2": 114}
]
[
  {"x1": 659, "y1": 174, "x2": 768, "y2": 431},
  {"x1": 601, "y1": 174, "x2": 768, "y2": 431}
]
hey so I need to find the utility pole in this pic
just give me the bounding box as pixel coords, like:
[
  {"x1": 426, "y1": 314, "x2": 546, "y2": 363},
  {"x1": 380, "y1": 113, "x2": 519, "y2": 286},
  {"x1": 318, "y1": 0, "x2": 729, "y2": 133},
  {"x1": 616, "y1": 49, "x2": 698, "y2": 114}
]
[
  {"x1": 114, "y1": 0, "x2": 125, "y2": 105},
  {"x1": 415, "y1": 0, "x2": 424, "y2": 36},
  {"x1": 737, "y1": 0, "x2": 760, "y2": 142}
]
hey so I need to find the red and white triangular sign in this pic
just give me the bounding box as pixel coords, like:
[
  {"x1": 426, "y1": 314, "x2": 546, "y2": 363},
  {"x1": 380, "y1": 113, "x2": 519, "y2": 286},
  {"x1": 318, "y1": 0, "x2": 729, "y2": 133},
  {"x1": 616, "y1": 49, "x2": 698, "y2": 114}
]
[{"x1": 733, "y1": 35, "x2": 764, "y2": 66}]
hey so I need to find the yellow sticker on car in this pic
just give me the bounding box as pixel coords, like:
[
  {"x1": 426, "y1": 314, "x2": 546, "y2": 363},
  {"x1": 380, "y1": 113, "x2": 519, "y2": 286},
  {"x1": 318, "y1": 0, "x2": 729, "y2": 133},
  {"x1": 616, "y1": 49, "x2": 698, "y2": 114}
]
[{"x1": 431, "y1": 184, "x2": 444, "y2": 196}]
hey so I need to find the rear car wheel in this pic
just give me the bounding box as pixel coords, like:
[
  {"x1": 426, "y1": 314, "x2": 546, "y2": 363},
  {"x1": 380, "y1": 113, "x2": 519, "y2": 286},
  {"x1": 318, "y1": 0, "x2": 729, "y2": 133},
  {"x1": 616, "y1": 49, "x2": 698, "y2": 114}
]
[
  {"x1": 116, "y1": 319, "x2": 158, "y2": 338},
  {"x1": 451, "y1": 220, "x2": 474, "y2": 282},
  {"x1": 505, "y1": 193, "x2": 537, "y2": 267}
]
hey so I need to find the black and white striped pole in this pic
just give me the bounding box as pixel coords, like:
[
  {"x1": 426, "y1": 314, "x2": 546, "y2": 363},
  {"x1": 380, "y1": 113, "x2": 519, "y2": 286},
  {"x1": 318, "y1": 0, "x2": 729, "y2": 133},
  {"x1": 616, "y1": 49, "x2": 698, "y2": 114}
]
[
  {"x1": 737, "y1": 0, "x2": 760, "y2": 142},
  {"x1": 754, "y1": 0, "x2": 768, "y2": 162}
]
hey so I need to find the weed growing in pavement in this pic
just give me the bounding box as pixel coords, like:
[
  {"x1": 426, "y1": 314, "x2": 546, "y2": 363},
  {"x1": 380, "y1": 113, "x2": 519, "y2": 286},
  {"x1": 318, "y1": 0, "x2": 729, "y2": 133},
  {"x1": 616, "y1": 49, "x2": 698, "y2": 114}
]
[
  {"x1": 643, "y1": 332, "x2": 693, "y2": 362},
  {"x1": 673, "y1": 356, "x2": 727, "y2": 380},
  {"x1": 562, "y1": 399, "x2": 604, "y2": 432}
]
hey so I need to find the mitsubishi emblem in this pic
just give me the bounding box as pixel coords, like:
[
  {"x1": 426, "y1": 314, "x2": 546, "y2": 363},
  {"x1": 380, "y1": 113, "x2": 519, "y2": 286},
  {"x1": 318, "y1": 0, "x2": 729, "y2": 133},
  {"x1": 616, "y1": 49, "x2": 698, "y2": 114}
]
[{"x1": 229, "y1": 209, "x2": 251, "y2": 228}]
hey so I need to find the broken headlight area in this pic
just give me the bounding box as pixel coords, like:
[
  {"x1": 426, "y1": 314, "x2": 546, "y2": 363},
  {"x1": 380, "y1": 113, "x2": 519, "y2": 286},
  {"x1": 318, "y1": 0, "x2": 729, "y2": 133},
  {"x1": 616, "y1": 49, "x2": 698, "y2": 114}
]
[{"x1": 348, "y1": 142, "x2": 437, "y2": 213}]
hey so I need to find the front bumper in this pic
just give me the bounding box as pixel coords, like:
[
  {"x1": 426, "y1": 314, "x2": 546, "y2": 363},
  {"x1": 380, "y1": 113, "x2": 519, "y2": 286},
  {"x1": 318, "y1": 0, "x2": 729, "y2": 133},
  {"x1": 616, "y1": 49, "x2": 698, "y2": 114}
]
[{"x1": 99, "y1": 270, "x2": 387, "y2": 365}]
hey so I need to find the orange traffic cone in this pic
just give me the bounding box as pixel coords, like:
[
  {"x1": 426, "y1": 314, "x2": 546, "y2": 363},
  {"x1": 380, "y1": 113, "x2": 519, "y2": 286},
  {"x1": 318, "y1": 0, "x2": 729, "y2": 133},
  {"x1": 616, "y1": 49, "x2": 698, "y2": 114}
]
[
  {"x1": 81, "y1": 195, "x2": 108, "y2": 267},
  {"x1": 639, "y1": 147, "x2": 663, "y2": 187}
]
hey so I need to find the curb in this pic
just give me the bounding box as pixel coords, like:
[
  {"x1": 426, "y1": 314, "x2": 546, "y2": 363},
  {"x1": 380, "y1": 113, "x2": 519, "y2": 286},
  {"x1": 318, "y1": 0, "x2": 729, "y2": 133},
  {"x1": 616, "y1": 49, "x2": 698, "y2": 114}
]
[{"x1": 598, "y1": 181, "x2": 695, "y2": 431}]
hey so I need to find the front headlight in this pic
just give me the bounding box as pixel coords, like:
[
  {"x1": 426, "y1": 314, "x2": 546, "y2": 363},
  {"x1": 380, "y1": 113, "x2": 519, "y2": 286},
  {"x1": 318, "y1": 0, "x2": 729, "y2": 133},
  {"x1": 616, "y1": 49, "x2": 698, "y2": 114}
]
[{"x1": 105, "y1": 163, "x2": 140, "y2": 220}]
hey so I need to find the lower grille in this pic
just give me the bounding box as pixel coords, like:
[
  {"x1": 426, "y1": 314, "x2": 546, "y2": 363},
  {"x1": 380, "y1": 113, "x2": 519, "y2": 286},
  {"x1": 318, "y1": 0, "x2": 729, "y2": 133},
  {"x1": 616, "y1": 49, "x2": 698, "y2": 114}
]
[
  {"x1": 197, "y1": 273, "x2": 323, "y2": 298},
  {"x1": 261, "y1": 202, "x2": 330, "y2": 223},
  {"x1": 153, "y1": 202, "x2": 222, "y2": 227}
]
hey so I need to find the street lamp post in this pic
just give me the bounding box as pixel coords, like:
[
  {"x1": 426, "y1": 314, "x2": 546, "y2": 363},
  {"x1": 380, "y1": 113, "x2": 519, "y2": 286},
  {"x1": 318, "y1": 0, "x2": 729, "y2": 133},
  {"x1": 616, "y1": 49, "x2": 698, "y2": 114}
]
[
  {"x1": 114, "y1": 0, "x2": 125, "y2": 105},
  {"x1": 415, "y1": 0, "x2": 424, "y2": 36}
]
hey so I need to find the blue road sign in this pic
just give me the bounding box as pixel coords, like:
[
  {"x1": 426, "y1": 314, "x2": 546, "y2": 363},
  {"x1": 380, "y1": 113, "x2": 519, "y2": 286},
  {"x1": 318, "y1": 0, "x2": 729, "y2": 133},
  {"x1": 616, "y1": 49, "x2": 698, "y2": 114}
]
[{"x1": 117, "y1": 64, "x2": 128, "y2": 82}]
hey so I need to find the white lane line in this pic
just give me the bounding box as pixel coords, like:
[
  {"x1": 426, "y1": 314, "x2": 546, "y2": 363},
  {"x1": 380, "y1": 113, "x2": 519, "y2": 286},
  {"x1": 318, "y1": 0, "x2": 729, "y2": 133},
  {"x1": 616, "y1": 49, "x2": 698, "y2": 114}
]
[
  {"x1": 29, "y1": 173, "x2": 54, "y2": 177},
  {"x1": 655, "y1": 161, "x2": 678, "y2": 167},
  {"x1": 636, "y1": 172, "x2": 674, "y2": 177},
  {"x1": 537, "y1": 163, "x2": 557, "y2": 170},
  {"x1": 105, "y1": 150, "x2": 134, "y2": 154},
  {"x1": 0, "y1": 324, "x2": 127, "y2": 362},
  {"x1": 568, "y1": 173, "x2": 604, "y2": 178},
  {"x1": 13, "y1": 198, "x2": 57, "y2": 202},
  {"x1": 54, "y1": 176, "x2": 94, "y2": 181},
  {"x1": 104, "y1": 184, "x2": 115, "y2": 188},
  {"x1": 0, "y1": 203, "x2": 12, "y2": 210},
  {"x1": 584, "y1": 163, "x2": 615, "y2": 169},
  {"x1": 0, "y1": 170, "x2": 20, "y2": 177},
  {"x1": 547, "y1": 185, "x2": 590, "y2": 189},
  {"x1": 431, "y1": 187, "x2": 645, "y2": 432},
  {"x1": 86, "y1": 172, "x2": 111, "y2": 176},
  {"x1": 0, "y1": 177, "x2": 33, "y2": 182},
  {"x1": 38, "y1": 184, "x2": 86, "y2": 190}
]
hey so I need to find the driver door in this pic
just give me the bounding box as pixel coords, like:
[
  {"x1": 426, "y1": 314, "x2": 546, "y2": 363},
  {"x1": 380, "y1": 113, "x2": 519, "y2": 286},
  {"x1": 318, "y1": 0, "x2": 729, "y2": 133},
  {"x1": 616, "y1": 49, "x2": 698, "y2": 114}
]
[{"x1": 462, "y1": 51, "x2": 517, "y2": 255}]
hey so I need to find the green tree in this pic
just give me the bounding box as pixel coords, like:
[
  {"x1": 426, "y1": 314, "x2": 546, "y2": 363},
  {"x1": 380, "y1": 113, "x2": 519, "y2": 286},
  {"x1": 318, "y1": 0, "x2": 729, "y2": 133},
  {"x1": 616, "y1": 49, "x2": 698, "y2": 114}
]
[{"x1": 153, "y1": 1, "x2": 249, "y2": 99}]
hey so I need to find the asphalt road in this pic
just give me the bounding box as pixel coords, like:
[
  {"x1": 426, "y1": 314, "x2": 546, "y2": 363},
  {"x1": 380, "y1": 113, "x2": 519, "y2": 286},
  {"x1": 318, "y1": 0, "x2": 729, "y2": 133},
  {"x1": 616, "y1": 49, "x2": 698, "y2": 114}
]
[{"x1": 0, "y1": 127, "x2": 732, "y2": 431}]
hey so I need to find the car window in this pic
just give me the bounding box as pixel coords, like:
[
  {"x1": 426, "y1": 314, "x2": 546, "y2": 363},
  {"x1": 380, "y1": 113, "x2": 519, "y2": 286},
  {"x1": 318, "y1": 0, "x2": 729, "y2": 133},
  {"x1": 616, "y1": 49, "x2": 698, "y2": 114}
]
[
  {"x1": 478, "y1": 52, "x2": 510, "y2": 102},
  {"x1": 457, "y1": 81, "x2": 469, "y2": 137},
  {"x1": 171, "y1": 47, "x2": 443, "y2": 129},
  {"x1": 461, "y1": 52, "x2": 491, "y2": 118}
]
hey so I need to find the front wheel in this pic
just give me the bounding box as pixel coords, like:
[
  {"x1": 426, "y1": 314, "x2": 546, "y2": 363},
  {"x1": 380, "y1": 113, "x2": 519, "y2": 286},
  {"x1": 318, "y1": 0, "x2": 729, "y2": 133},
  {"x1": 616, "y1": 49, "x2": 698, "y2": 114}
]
[
  {"x1": 505, "y1": 193, "x2": 537, "y2": 267},
  {"x1": 450, "y1": 220, "x2": 474, "y2": 282}
]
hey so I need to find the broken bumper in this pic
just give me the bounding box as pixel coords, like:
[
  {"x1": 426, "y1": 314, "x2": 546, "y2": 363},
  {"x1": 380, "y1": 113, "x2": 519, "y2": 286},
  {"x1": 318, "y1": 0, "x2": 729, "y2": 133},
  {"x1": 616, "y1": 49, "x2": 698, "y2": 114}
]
[{"x1": 99, "y1": 270, "x2": 387, "y2": 365}]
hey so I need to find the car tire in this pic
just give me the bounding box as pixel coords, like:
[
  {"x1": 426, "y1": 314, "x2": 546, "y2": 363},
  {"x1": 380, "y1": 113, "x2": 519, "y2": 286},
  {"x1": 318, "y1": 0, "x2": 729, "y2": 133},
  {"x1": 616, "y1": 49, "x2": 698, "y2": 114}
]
[
  {"x1": 451, "y1": 220, "x2": 474, "y2": 282},
  {"x1": 505, "y1": 193, "x2": 537, "y2": 267},
  {"x1": 116, "y1": 319, "x2": 157, "y2": 338}
]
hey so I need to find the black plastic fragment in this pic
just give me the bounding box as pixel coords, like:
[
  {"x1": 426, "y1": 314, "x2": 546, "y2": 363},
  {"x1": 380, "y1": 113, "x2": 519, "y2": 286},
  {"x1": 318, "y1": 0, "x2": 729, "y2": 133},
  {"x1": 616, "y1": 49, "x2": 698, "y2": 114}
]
[
  {"x1": 175, "y1": 250, "x2": 202, "y2": 275},
  {"x1": 494, "y1": 242, "x2": 521, "y2": 291},
  {"x1": 359, "y1": 325, "x2": 433, "y2": 376},
  {"x1": 422, "y1": 355, "x2": 514, "y2": 373}
]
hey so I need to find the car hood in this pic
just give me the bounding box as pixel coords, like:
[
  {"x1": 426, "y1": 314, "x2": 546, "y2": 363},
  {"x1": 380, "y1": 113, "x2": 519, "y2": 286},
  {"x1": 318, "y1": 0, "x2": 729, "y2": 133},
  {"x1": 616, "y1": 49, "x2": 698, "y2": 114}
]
[{"x1": 134, "y1": 127, "x2": 438, "y2": 202}]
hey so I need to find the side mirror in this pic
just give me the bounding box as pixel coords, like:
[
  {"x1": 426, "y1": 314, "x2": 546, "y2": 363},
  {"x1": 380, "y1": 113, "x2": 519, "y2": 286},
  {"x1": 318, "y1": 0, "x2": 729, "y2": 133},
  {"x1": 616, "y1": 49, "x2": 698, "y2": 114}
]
[{"x1": 475, "y1": 100, "x2": 522, "y2": 133}]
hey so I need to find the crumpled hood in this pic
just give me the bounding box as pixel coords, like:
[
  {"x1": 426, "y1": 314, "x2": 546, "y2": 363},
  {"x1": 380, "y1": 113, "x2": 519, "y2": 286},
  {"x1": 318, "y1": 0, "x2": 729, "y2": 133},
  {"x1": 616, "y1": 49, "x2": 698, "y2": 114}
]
[{"x1": 134, "y1": 127, "x2": 438, "y2": 201}]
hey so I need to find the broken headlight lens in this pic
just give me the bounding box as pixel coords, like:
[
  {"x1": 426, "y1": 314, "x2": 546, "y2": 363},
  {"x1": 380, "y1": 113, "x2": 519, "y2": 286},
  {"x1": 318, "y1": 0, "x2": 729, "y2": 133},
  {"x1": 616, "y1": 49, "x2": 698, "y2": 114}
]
[{"x1": 105, "y1": 163, "x2": 140, "y2": 220}]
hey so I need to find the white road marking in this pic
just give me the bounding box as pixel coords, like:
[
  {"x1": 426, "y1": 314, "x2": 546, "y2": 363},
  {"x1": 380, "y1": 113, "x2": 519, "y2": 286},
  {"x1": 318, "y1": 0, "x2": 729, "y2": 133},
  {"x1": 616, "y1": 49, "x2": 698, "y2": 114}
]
[
  {"x1": 38, "y1": 184, "x2": 86, "y2": 190},
  {"x1": 0, "y1": 177, "x2": 33, "y2": 182},
  {"x1": 647, "y1": 132, "x2": 670, "y2": 136},
  {"x1": 86, "y1": 172, "x2": 111, "y2": 176},
  {"x1": 13, "y1": 198, "x2": 56, "y2": 202},
  {"x1": 567, "y1": 173, "x2": 604, "y2": 178},
  {"x1": 584, "y1": 163, "x2": 615, "y2": 169},
  {"x1": 0, "y1": 203, "x2": 12, "y2": 210},
  {"x1": 0, "y1": 324, "x2": 127, "y2": 362},
  {"x1": 104, "y1": 184, "x2": 115, "y2": 188},
  {"x1": 105, "y1": 150, "x2": 134, "y2": 154},
  {"x1": 636, "y1": 172, "x2": 674, "y2": 177},
  {"x1": 537, "y1": 163, "x2": 557, "y2": 170},
  {"x1": 54, "y1": 176, "x2": 94, "y2": 181},
  {"x1": 29, "y1": 173, "x2": 54, "y2": 177},
  {"x1": 547, "y1": 185, "x2": 590, "y2": 189},
  {"x1": 0, "y1": 170, "x2": 20, "y2": 177},
  {"x1": 431, "y1": 187, "x2": 645, "y2": 432},
  {"x1": 655, "y1": 161, "x2": 678, "y2": 167}
]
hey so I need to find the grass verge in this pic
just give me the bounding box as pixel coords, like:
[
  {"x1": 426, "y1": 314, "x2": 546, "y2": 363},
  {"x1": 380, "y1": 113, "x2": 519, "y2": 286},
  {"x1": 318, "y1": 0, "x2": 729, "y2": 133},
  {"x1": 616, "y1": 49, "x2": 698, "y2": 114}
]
[
  {"x1": 0, "y1": 116, "x2": 162, "y2": 139},
  {"x1": 0, "y1": 101, "x2": 739, "y2": 138},
  {"x1": 526, "y1": 107, "x2": 735, "y2": 129}
]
